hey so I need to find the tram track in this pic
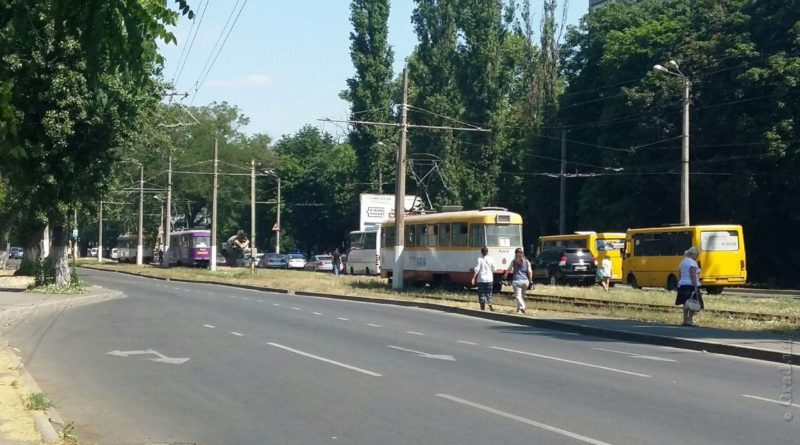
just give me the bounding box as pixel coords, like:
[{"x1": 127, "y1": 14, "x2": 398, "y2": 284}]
[{"x1": 525, "y1": 293, "x2": 800, "y2": 323}]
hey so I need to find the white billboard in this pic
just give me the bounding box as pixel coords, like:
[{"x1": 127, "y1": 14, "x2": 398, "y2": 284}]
[{"x1": 360, "y1": 194, "x2": 422, "y2": 231}]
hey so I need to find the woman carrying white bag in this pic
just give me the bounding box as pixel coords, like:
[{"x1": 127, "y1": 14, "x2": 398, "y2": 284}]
[{"x1": 675, "y1": 246, "x2": 703, "y2": 326}]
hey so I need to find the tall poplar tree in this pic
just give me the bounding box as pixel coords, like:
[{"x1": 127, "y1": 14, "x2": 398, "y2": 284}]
[{"x1": 342, "y1": 0, "x2": 395, "y2": 194}]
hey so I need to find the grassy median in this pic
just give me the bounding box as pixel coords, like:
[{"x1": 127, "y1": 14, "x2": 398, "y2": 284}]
[{"x1": 78, "y1": 260, "x2": 800, "y2": 333}]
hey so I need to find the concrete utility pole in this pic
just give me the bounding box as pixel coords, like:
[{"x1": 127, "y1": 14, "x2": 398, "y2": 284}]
[
  {"x1": 98, "y1": 201, "x2": 103, "y2": 262},
  {"x1": 559, "y1": 129, "x2": 567, "y2": 235},
  {"x1": 210, "y1": 138, "x2": 219, "y2": 271},
  {"x1": 392, "y1": 68, "x2": 409, "y2": 290},
  {"x1": 276, "y1": 176, "x2": 281, "y2": 255},
  {"x1": 164, "y1": 155, "x2": 172, "y2": 267},
  {"x1": 681, "y1": 77, "x2": 691, "y2": 226},
  {"x1": 137, "y1": 164, "x2": 144, "y2": 266},
  {"x1": 654, "y1": 61, "x2": 691, "y2": 225},
  {"x1": 251, "y1": 159, "x2": 257, "y2": 274}
]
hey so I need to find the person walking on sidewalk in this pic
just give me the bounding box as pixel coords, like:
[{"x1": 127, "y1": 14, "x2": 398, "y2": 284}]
[
  {"x1": 471, "y1": 246, "x2": 496, "y2": 311},
  {"x1": 675, "y1": 246, "x2": 703, "y2": 326},
  {"x1": 504, "y1": 248, "x2": 532, "y2": 314}
]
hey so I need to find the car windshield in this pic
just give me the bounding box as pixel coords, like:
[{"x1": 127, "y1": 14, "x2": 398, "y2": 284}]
[
  {"x1": 289, "y1": 254, "x2": 305, "y2": 259},
  {"x1": 317, "y1": 256, "x2": 332, "y2": 261}
]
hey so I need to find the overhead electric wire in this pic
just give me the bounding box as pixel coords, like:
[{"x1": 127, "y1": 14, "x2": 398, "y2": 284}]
[
  {"x1": 192, "y1": 0, "x2": 249, "y2": 102},
  {"x1": 172, "y1": 0, "x2": 208, "y2": 88}
]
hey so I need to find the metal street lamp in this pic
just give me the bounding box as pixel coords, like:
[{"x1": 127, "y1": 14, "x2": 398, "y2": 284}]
[{"x1": 654, "y1": 60, "x2": 691, "y2": 225}]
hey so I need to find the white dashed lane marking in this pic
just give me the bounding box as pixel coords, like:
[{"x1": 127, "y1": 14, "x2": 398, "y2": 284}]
[
  {"x1": 490, "y1": 346, "x2": 651, "y2": 378},
  {"x1": 273, "y1": 303, "x2": 281, "y2": 307},
  {"x1": 457, "y1": 340, "x2": 478, "y2": 345},
  {"x1": 337, "y1": 317, "x2": 350, "y2": 321},
  {"x1": 230, "y1": 332, "x2": 244, "y2": 337},
  {"x1": 406, "y1": 331, "x2": 425, "y2": 336},
  {"x1": 313, "y1": 312, "x2": 323, "y2": 316},
  {"x1": 203, "y1": 324, "x2": 216, "y2": 329},
  {"x1": 367, "y1": 323, "x2": 383, "y2": 328},
  {"x1": 292, "y1": 307, "x2": 302, "y2": 311},
  {"x1": 267, "y1": 343, "x2": 382, "y2": 377}
]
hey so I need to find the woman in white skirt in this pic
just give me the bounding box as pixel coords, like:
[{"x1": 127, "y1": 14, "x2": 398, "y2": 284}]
[{"x1": 504, "y1": 248, "x2": 533, "y2": 314}]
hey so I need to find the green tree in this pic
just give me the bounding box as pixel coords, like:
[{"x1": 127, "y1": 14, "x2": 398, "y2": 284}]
[
  {"x1": 342, "y1": 0, "x2": 395, "y2": 194},
  {"x1": 0, "y1": 0, "x2": 191, "y2": 284}
]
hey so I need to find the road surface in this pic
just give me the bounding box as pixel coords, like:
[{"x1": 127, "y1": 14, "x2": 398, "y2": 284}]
[{"x1": 3, "y1": 268, "x2": 798, "y2": 444}]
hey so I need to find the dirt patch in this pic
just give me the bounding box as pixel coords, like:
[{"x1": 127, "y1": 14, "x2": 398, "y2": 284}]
[
  {"x1": 0, "y1": 346, "x2": 44, "y2": 444},
  {"x1": 0, "y1": 275, "x2": 34, "y2": 290}
]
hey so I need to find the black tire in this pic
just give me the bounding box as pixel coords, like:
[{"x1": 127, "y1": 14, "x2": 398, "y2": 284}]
[
  {"x1": 350, "y1": 266, "x2": 355, "y2": 275},
  {"x1": 666, "y1": 274, "x2": 678, "y2": 291},
  {"x1": 706, "y1": 286, "x2": 723, "y2": 295},
  {"x1": 628, "y1": 274, "x2": 641, "y2": 290}
]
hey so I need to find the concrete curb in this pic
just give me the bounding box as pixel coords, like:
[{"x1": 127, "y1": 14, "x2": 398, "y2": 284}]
[
  {"x1": 81, "y1": 265, "x2": 798, "y2": 365},
  {"x1": 0, "y1": 339, "x2": 64, "y2": 444}
]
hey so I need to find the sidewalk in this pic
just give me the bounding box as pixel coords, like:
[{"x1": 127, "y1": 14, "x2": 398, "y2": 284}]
[{"x1": 0, "y1": 285, "x2": 124, "y2": 444}]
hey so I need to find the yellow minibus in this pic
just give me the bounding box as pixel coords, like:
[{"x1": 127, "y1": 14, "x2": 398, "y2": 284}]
[
  {"x1": 537, "y1": 232, "x2": 626, "y2": 283},
  {"x1": 622, "y1": 225, "x2": 747, "y2": 294}
]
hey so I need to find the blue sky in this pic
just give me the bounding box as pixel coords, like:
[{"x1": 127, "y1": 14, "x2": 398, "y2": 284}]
[{"x1": 159, "y1": 0, "x2": 588, "y2": 140}]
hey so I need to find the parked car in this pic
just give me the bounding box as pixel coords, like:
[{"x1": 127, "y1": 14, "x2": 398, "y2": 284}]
[
  {"x1": 9, "y1": 247, "x2": 23, "y2": 259},
  {"x1": 532, "y1": 247, "x2": 597, "y2": 286},
  {"x1": 285, "y1": 253, "x2": 307, "y2": 270},
  {"x1": 111, "y1": 248, "x2": 119, "y2": 260},
  {"x1": 258, "y1": 253, "x2": 287, "y2": 269},
  {"x1": 88, "y1": 247, "x2": 98, "y2": 257},
  {"x1": 305, "y1": 255, "x2": 333, "y2": 272}
]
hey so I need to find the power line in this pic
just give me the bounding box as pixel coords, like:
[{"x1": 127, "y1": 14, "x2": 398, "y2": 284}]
[
  {"x1": 172, "y1": 0, "x2": 210, "y2": 89},
  {"x1": 192, "y1": 0, "x2": 249, "y2": 101}
]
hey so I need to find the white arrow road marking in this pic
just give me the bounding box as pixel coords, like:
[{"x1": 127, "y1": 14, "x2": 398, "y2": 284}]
[
  {"x1": 490, "y1": 346, "x2": 650, "y2": 378},
  {"x1": 592, "y1": 347, "x2": 678, "y2": 362},
  {"x1": 267, "y1": 343, "x2": 382, "y2": 377},
  {"x1": 106, "y1": 349, "x2": 189, "y2": 365},
  {"x1": 742, "y1": 394, "x2": 800, "y2": 408},
  {"x1": 437, "y1": 394, "x2": 613, "y2": 445},
  {"x1": 387, "y1": 345, "x2": 455, "y2": 361}
]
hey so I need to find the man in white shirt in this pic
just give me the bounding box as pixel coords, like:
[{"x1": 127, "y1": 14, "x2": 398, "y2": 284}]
[{"x1": 471, "y1": 246, "x2": 497, "y2": 311}]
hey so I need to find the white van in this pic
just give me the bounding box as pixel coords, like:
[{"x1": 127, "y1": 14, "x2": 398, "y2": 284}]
[{"x1": 346, "y1": 229, "x2": 381, "y2": 275}]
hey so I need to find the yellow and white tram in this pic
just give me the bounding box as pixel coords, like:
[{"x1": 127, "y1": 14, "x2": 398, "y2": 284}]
[{"x1": 380, "y1": 208, "x2": 523, "y2": 290}]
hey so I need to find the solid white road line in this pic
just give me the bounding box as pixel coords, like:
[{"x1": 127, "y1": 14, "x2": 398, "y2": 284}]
[
  {"x1": 742, "y1": 394, "x2": 800, "y2": 408},
  {"x1": 490, "y1": 346, "x2": 650, "y2": 378},
  {"x1": 203, "y1": 324, "x2": 216, "y2": 329},
  {"x1": 367, "y1": 323, "x2": 383, "y2": 328},
  {"x1": 592, "y1": 347, "x2": 678, "y2": 363},
  {"x1": 230, "y1": 332, "x2": 244, "y2": 337},
  {"x1": 337, "y1": 317, "x2": 350, "y2": 321},
  {"x1": 437, "y1": 394, "x2": 613, "y2": 445},
  {"x1": 267, "y1": 342, "x2": 382, "y2": 377},
  {"x1": 457, "y1": 340, "x2": 478, "y2": 346},
  {"x1": 406, "y1": 331, "x2": 425, "y2": 336}
]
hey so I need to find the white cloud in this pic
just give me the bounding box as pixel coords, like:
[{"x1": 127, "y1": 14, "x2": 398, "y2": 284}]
[{"x1": 206, "y1": 74, "x2": 272, "y2": 88}]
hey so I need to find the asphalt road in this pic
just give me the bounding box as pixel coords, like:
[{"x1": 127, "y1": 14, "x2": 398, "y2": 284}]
[{"x1": 3, "y1": 268, "x2": 799, "y2": 445}]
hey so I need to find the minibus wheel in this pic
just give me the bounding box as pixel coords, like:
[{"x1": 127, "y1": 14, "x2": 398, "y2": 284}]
[
  {"x1": 666, "y1": 275, "x2": 678, "y2": 291},
  {"x1": 628, "y1": 274, "x2": 641, "y2": 289}
]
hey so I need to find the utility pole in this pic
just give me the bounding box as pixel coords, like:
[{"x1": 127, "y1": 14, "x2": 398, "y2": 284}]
[
  {"x1": 392, "y1": 68, "x2": 409, "y2": 290},
  {"x1": 251, "y1": 159, "x2": 256, "y2": 274},
  {"x1": 98, "y1": 201, "x2": 103, "y2": 262},
  {"x1": 210, "y1": 138, "x2": 219, "y2": 271},
  {"x1": 73, "y1": 208, "x2": 78, "y2": 259},
  {"x1": 276, "y1": 176, "x2": 281, "y2": 254},
  {"x1": 559, "y1": 130, "x2": 567, "y2": 235},
  {"x1": 654, "y1": 61, "x2": 691, "y2": 225},
  {"x1": 164, "y1": 155, "x2": 172, "y2": 267},
  {"x1": 137, "y1": 163, "x2": 144, "y2": 266},
  {"x1": 681, "y1": 78, "x2": 691, "y2": 226}
]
